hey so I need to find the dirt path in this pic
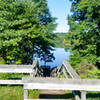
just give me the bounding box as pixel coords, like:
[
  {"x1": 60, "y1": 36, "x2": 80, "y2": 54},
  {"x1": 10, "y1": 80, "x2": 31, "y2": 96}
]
[
  {"x1": 39, "y1": 90, "x2": 74, "y2": 99},
  {"x1": 40, "y1": 90, "x2": 67, "y2": 94}
]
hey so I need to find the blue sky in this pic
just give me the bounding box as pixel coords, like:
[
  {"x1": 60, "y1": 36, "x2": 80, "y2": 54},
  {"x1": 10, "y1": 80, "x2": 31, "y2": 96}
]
[{"x1": 47, "y1": 0, "x2": 72, "y2": 33}]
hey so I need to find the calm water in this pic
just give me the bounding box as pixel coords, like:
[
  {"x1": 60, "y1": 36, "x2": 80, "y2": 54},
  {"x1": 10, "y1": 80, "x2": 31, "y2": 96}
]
[{"x1": 36, "y1": 48, "x2": 70, "y2": 68}]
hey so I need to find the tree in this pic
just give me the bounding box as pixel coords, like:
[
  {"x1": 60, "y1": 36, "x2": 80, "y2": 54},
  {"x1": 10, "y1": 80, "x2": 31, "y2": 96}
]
[
  {"x1": 0, "y1": 0, "x2": 56, "y2": 64},
  {"x1": 65, "y1": 0, "x2": 100, "y2": 68}
]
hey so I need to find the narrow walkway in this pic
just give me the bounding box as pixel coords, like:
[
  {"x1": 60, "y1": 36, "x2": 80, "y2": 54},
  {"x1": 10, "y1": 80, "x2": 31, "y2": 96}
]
[
  {"x1": 39, "y1": 66, "x2": 74, "y2": 100},
  {"x1": 39, "y1": 90, "x2": 73, "y2": 99}
]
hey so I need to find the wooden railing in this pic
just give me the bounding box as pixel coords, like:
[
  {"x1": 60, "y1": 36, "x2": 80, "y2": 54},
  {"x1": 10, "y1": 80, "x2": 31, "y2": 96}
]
[
  {"x1": 51, "y1": 61, "x2": 86, "y2": 100},
  {"x1": 62, "y1": 61, "x2": 86, "y2": 100},
  {"x1": 0, "y1": 60, "x2": 43, "y2": 100},
  {"x1": 0, "y1": 60, "x2": 100, "y2": 100},
  {"x1": 0, "y1": 60, "x2": 43, "y2": 77}
]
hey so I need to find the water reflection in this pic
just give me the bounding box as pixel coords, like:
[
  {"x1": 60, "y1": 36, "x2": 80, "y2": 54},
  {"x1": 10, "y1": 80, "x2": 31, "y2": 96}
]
[{"x1": 35, "y1": 48, "x2": 70, "y2": 68}]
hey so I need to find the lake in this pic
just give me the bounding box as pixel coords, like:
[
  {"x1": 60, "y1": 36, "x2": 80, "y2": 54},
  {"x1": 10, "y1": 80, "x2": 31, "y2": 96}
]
[{"x1": 36, "y1": 48, "x2": 70, "y2": 68}]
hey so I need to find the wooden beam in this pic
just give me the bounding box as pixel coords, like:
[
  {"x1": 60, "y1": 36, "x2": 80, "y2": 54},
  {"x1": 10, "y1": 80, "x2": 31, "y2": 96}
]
[
  {"x1": 22, "y1": 77, "x2": 100, "y2": 91},
  {"x1": 62, "y1": 68, "x2": 68, "y2": 78},
  {"x1": 62, "y1": 61, "x2": 80, "y2": 79},
  {"x1": 0, "y1": 60, "x2": 39, "y2": 73},
  {"x1": 0, "y1": 80, "x2": 23, "y2": 85},
  {"x1": 81, "y1": 91, "x2": 86, "y2": 100},
  {"x1": 24, "y1": 89, "x2": 28, "y2": 99},
  {"x1": 0, "y1": 65, "x2": 33, "y2": 73},
  {"x1": 62, "y1": 61, "x2": 86, "y2": 100}
]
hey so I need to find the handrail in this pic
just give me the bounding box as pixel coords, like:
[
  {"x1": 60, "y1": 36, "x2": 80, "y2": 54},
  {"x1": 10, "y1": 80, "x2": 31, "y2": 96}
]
[
  {"x1": 0, "y1": 60, "x2": 43, "y2": 77},
  {"x1": 32, "y1": 60, "x2": 43, "y2": 77},
  {"x1": 22, "y1": 77, "x2": 100, "y2": 91},
  {"x1": 0, "y1": 80, "x2": 23, "y2": 85},
  {"x1": 61, "y1": 60, "x2": 86, "y2": 100},
  {"x1": 62, "y1": 61, "x2": 80, "y2": 79},
  {"x1": 0, "y1": 65, "x2": 33, "y2": 73}
]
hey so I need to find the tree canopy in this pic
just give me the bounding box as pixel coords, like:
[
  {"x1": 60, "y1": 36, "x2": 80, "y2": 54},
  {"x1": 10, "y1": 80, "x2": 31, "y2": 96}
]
[
  {"x1": 0, "y1": 0, "x2": 56, "y2": 64},
  {"x1": 65, "y1": 0, "x2": 100, "y2": 74}
]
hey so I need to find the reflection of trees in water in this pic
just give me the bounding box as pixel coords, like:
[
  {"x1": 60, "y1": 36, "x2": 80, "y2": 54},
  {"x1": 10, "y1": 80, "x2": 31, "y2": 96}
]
[{"x1": 34, "y1": 46, "x2": 55, "y2": 65}]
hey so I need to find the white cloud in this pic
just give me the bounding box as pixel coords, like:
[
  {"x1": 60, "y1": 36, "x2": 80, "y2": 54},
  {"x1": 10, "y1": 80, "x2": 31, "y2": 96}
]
[{"x1": 54, "y1": 24, "x2": 69, "y2": 33}]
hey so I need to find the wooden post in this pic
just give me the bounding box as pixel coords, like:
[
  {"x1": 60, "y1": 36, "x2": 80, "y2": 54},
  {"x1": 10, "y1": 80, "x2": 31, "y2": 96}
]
[
  {"x1": 24, "y1": 89, "x2": 28, "y2": 99},
  {"x1": 81, "y1": 91, "x2": 86, "y2": 100},
  {"x1": 72, "y1": 91, "x2": 80, "y2": 100}
]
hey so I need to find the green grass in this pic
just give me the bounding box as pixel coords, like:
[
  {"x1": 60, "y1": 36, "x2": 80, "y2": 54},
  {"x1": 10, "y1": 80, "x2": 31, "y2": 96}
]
[
  {"x1": 0, "y1": 86, "x2": 40, "y2": 100},
  {"x1": 0, "y1": 73, "x2": 30, "y2": 79},
  {"x1": 0, "y1": 86, "x2": 23, "y2": 100},
  {"x1": 87, "y1": 91, "x2": 100, "y2": 100},
  {"x1": 0, "y1": 86, "x2": 100, "y2": 100},
  {"x1": 0, "y1": 73, "x2": 40, "y2": 100}
]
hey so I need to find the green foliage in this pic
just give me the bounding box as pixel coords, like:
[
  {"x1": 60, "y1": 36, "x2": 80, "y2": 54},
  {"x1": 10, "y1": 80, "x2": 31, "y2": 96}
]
[
  {"x1": 0, "y1": 57, "x2": 5, "y2": 64},
  {"x1": 29, "y1": 90, "x2": 40, "y2": 99},
  {"x1": 0, "y1": 86, "x2": 40, "y2": 100},
  {"x1": 87, "y1": 68, "x2": 100, "y2": 79},
  {"x1": 65, "y1": 0, "x2": 100, "y2": 78},
  {"x1": 54, "y1": 33, "x2": 66, "y2": 48},
  {"x1": 0, "y1": 0, "x2": 56, "y2": 64}
]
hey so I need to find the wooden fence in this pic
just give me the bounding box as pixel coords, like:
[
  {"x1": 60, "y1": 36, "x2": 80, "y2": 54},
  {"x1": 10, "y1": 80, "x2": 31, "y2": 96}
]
[
  {"x1": 0, "y1": 60, "x2": 100, "y2": 100},
  {"x1": 0, "y1": 60, "x2": 43, "y2": 76},
  {"x1": 51, "y1": 61, "x2": 88, "y2": 100}
]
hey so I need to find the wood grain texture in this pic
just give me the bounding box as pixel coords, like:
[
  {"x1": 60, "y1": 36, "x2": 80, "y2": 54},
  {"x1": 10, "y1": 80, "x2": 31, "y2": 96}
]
[
  {"x1": 23, "y1": 77, "x2": 100, "y2": 91},
  {"x1": 0, "y1": 80, "x2": 23, "y2": 85}
]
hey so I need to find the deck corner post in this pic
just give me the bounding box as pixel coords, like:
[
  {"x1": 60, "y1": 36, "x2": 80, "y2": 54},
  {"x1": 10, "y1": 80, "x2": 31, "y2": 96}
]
[
  {"x1": 24, "y1": 89, "x2": 28, "y2": 100},
  {"x1": 81, "y1": 90, "x2": 86, "y2": 100}
]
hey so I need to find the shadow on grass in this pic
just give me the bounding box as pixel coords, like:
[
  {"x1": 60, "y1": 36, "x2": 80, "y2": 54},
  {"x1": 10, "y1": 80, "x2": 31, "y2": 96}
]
[
  {"x1": 39, "y1": 93, "x2": 74, "y2": 99},
  {"x1": 87, "y1": 92, "x2": 100, "y2": 99}
]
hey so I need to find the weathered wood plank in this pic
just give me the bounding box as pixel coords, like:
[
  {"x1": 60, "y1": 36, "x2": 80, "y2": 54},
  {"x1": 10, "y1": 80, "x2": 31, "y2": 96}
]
[
  {"x1": 24, "y1": 99, "x2": 70, "y2": 100},
  {"x1": 0, "y1": 80, "x2": 23, "y2": 85},
  {"x1": 62, "y1": 62, "x2": 81, "y2": 100},
  {"x1": 0, "y1": 65, "x2": 33, "y2": 68},
  {"x1": 0, "y1": 68, "x2": 33, "y2": 73},
  {"x1": 81, "y1": 91, "x2": 86, "y2": 100},
  {"x1": 0, "y1": 65, "x2": 33, "y2": 73},
  {"x1": 0, "y1": 60, "x2": 39, "y2": 73},
  {"x1": 24, "y1": 89, "x2": 28, "y2": 99},
  {"x1": 62, "y1": 68, "x2": 68, "y2": 78},
  {"x1": 62, "y1": 61, "x2": 80, "y2": 79},
  {"x1": 62, "y1": 61, "x2": 86, "y2": 100},
  {"x1": 23, "y1": 77, "x2": 100, "y2": 91}
]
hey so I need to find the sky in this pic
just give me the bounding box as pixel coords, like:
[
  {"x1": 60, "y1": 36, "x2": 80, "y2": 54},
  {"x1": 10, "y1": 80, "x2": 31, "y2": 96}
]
[{"x1": 47, "y1": 0, "x2": 72, "y2": 33}]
